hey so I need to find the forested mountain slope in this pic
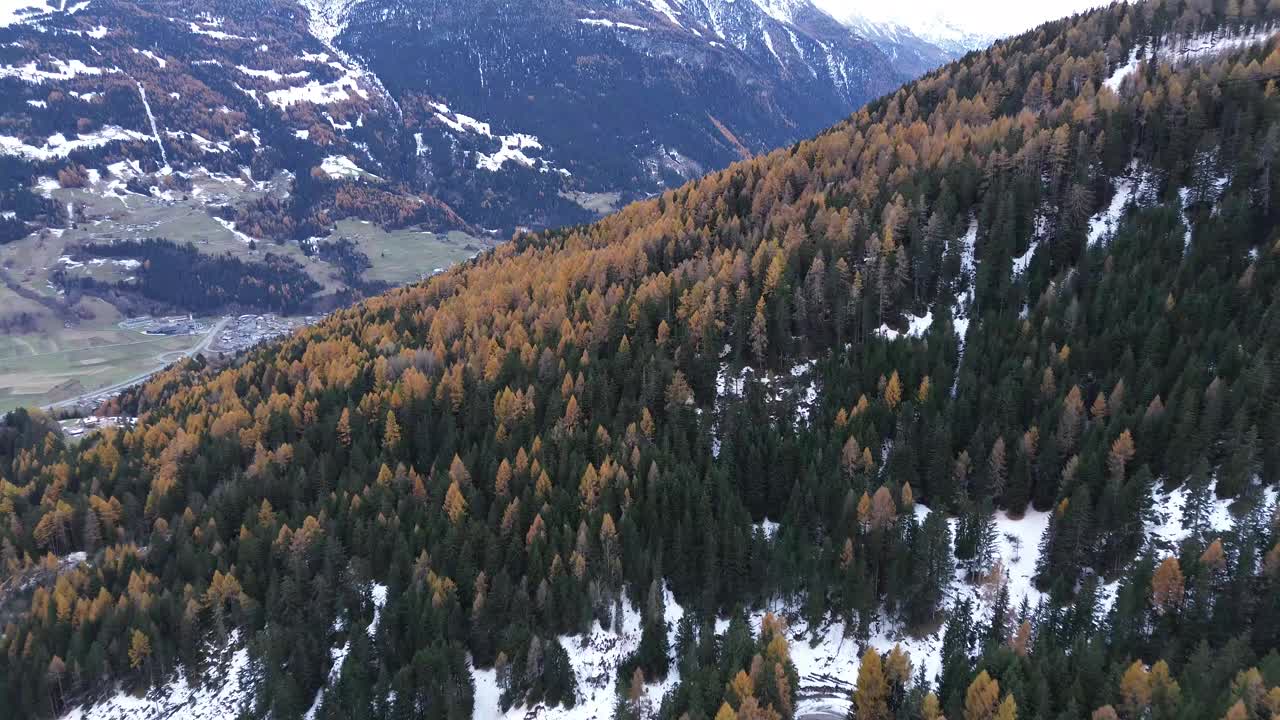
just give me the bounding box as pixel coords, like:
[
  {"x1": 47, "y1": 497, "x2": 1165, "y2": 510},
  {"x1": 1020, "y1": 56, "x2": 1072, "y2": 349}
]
[{"x1": 4, "y1": 1, "x2": 1280, "y2": 719}]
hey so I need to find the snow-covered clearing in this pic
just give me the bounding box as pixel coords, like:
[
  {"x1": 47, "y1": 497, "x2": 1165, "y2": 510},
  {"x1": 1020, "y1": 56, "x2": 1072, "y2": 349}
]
[
  {"x1": 715, "y1": 359, "x2": 818, "y2": 425},
  {"x1": 1, "y1": 0, "x2": 52, "y2": 27},
  {"x1": 319, "y1": 154, "x2": 379, "y2": 181},
  {"x1": 721, "y1": 504, "x2": 1041, "y2": 718},
  {"x1": 1016, "y1": 206, "x2": 1052, "y2": 276},
  {"x1": 1146, "y1": 483, "x2": 1275, "y2": 552},
  {"x1": 212, "y1": 216, "x2": 257, "y2": 244},
  {"x1": 166, "y1": 130, "x2": 231, "y2": 154},
  {"x1": 1, "y1": 0, "x2": 90, "y2": 27},
  {"x1": 302, "y1": 585, "x2": 388, "y2": 720},
  {"x1": 64, "y1": 634, "x2": 252, "y2": 720},
  {"x1": 696, "y1": 507, "x2": 1029, "y2": 717},
  {"x1": 0, "y1": 58, "x2": 112, "y2": 82},
  {"x1": 186, "y1": 19, "x2": 252, "y2": 41},
  {"x1": 265, "y1": 72, "x2": 366, "y2": 108},
  {"x1": 431, "y1": 101, "x2": 493, "y2": 136},
  {"x1": 1105, "y1": 26, "x2": 1277, "y2": 92},
  {"x1": 473, "y1": 586, "x2": 685, "y2": 720},
  {"x1": 476, "y1": 133, "x2": 545, "y2": 172},
  {"x1": 874, "y1": 311, "x2": 933, "y2": 341},
  {"x1": 646, "y1": 0, "x2": 684, "y2": 28},
  {"x1": 1011, "y1": 237, "x2": 1038, "y2": 275},
  {"x1": 0, "y1": 126, "x2": 150, "y2": 160},
  {"x1": 426, "y1": 101, "x2": 564, "y2": 174},
  {"x1": 297, "y1": 0, "x2": 360, "y2": 46},
  {"x1": 63, "y1": 584, "x2": 390, "y2": 720},
  {"x1": 133, "y1": 49, "x2": 166, "y2": 68}
]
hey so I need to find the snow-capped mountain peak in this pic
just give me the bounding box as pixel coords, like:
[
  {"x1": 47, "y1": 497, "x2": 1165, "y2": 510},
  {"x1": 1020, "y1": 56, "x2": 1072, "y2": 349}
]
[{"x1": 812, "y1": 0, "x2": 996, "y2": 54}]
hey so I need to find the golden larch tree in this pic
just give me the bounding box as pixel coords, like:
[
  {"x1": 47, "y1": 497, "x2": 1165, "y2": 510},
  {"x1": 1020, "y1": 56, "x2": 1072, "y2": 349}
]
[
  {"x1": 1151, "y1": 557, "x2": 1185, "y2": 615},
  {"x1": 443, "y1": 481, "x2": 467, "y2": 525},
  {"x1": 964, "y1": 671, "x2": 1001, "y2": 720},
  {"x1": 853, "y1": 649, "x2": 890, "y2": 720}
]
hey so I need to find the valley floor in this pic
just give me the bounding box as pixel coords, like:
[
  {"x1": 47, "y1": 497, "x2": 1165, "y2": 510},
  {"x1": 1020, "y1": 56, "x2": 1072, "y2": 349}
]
[{"x1": 0, "y1": 168, "x2": 481, "y2": 413}]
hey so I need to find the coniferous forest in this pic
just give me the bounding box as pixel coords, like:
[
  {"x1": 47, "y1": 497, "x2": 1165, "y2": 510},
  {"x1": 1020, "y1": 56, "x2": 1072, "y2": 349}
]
[{"x1": 4, "y1": 1, "x2": 1280, "y2": 719}]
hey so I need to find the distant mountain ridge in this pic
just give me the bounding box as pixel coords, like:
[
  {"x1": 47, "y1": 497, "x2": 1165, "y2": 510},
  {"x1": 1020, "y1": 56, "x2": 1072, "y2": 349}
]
[
  {"x1": 0, "y1": 0, "x2": 972, "y2": 239},
  {"x1": 331, "y1": 0, "x2": 915, "y2": 229}
]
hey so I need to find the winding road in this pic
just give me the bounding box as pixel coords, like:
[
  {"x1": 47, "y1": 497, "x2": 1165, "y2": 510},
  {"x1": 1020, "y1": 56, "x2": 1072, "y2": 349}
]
[{"x1": 43, "y1": 315, "x2": 230, "y2": 411}]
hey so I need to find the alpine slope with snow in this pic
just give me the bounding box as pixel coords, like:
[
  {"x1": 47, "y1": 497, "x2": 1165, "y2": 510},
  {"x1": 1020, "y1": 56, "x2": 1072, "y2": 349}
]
[
  {"x1": 4, "y1": 2, "x2": 1280, "y2": 720},
  {"x1": 333, "y1": 0, "x2": 913, "y2": 230},
  {"x1": 0, "y1": 0, "x2": 947, "y2": 240}
]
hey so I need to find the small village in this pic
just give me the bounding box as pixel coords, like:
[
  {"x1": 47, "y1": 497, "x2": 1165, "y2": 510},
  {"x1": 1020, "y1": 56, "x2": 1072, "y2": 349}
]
[{"x1": 207, "y1": 313, "x2": 319, "y2": 355}]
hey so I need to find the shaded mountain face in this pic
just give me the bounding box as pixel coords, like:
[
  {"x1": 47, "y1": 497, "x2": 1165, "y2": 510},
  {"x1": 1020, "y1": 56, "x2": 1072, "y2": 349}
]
[
  {"x1": 0, "y1": 0, "x2": 472, "y2": 242},
  {"x1": 0, "y1": 0, "x2": 924, "y2": 239},
  {"x1": 333, "y1": 0, "x2": 909, "y2": 230}
]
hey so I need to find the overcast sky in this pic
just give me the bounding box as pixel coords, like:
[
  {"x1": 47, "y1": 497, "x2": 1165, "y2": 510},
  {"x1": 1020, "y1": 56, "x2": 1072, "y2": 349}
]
[{"x1": 811, "y1": 0, "x2": 1111, "y2": 39}]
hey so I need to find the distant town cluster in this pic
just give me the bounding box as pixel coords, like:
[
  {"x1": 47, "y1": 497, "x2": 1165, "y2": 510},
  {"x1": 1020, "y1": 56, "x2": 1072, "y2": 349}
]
[
  {"x1": 209, "y1": 313, "x2": 319, "y2": 355},
  {"x1": 57, "y1": 414, "x2": 135, "y2": 439}
]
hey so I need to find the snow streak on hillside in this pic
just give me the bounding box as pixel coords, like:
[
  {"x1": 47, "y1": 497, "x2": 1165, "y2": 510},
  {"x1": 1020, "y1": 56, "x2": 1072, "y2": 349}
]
[
  {"x1": 63, "y1": 585, "x2": 390, "y2": 720},
  {"x1": 296, "y1": 0, "x2": 362, "y2": 45}
]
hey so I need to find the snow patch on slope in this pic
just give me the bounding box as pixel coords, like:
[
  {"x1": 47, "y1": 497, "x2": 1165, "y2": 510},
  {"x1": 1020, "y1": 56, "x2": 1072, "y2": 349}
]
[
  {"x1": 319, "y1": 154, "x2": 379, "y2": 180},
  {"x1": 0, "y1": 126, "x2": 150, "y2": 160},
  {"x1": 579, "y1": 17, "x2": 650, "y2": 31},
  {"x1": 874, "y1": 311, "x2": 933, "y2": 341},
  {"x1": 476, "y1": 134, "x2": 547, "y2": 172},
  {"x1": 1088, "y1": 174, "x2": 1137, "y2": 247},
  {"x1": 0, "y1": 58, "x2": 112, "y2": 82},
  {"x1": 303, "y1": 584, "x2": 388, "y2": 720},
  {"x1": 1105, "y1": 26, "x2": 1277, "y2": 92},
  {"x1": 646, "y1": 0, "x2": 684, "y2": 27},
  {"x1": 297, "y1": 0, "x2": 361, "y2": 45},
  {"x1": 472, "y1": 586, "x2": 685, "y2": 720},
  {"x1": 63, "y1": 634, "x2": 252, "y2": 720},
  {"x1": 265, "y1": 71, "x2": 367, "y2": 108},
  {"x1": 739, "y1": 504, "x2": 1048, "y2": 718},
  {"x1": 950, "y1": 218, "x2": 977, "y2": 396}
]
